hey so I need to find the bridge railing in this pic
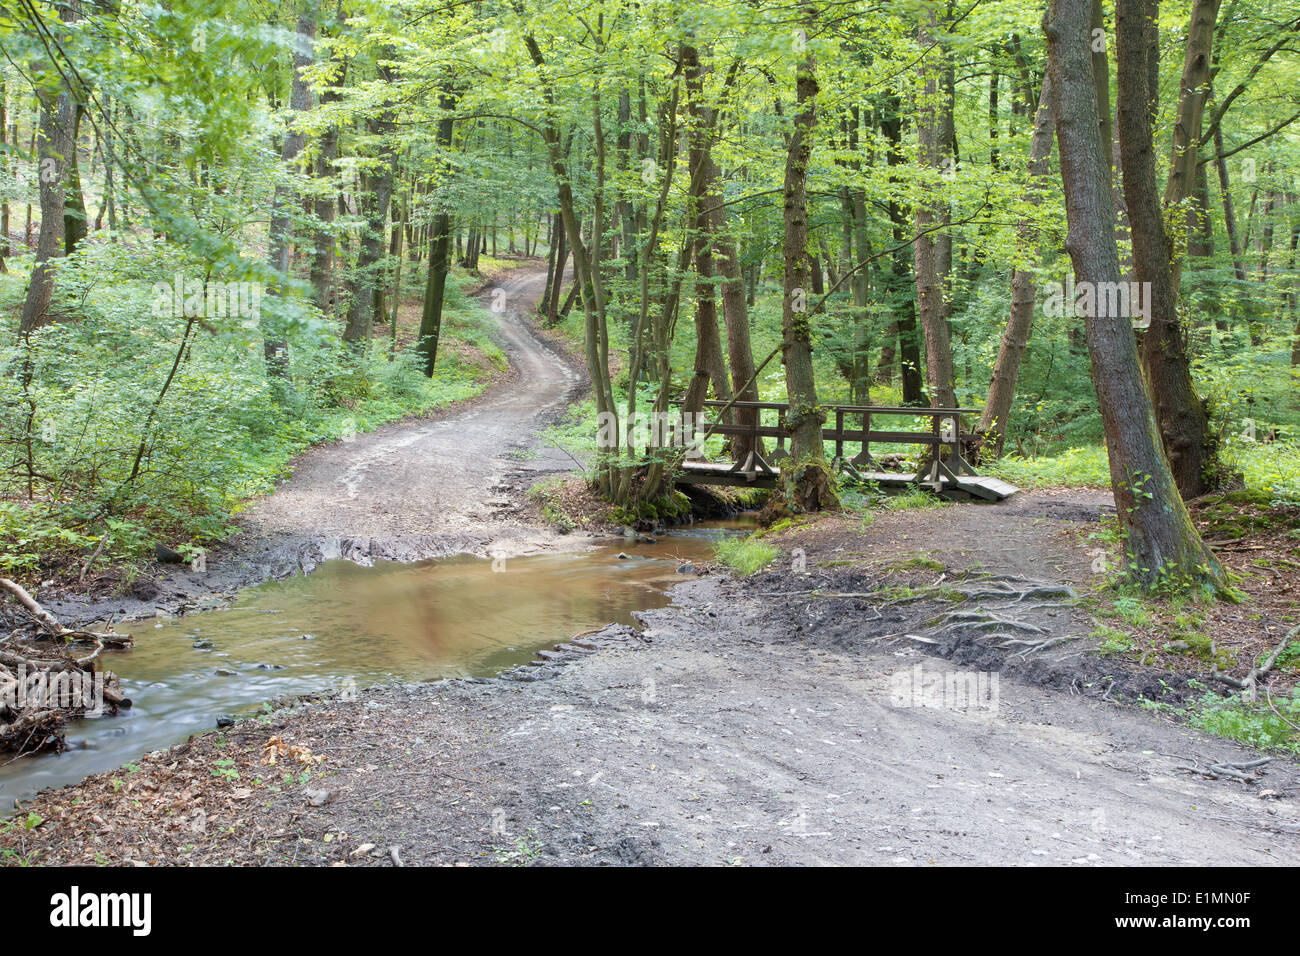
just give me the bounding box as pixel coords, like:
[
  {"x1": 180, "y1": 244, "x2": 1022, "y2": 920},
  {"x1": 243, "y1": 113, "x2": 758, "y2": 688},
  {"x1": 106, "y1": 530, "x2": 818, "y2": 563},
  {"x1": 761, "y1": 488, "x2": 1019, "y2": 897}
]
[{"x1": 672, "y1": 399, "x2": 984, "y2": 484}]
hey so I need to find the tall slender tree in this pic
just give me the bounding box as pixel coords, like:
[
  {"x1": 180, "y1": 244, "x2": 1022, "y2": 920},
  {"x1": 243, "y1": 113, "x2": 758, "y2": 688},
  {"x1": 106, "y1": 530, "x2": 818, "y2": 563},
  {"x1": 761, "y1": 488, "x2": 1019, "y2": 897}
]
[{"x1": 1047, "y1": 0, "x2": 1224, "y2": 587}]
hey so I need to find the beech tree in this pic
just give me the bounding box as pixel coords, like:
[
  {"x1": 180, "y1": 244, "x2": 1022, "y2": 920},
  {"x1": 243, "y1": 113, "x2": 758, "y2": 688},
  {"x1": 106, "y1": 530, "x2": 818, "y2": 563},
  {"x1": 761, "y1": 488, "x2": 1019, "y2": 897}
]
[
  {"x1": 1047, "y1": 0, "x2": 1224, "y2": 587},
  {"x1": 776, "y1": 10, "x2": 838, "y2": 513}
]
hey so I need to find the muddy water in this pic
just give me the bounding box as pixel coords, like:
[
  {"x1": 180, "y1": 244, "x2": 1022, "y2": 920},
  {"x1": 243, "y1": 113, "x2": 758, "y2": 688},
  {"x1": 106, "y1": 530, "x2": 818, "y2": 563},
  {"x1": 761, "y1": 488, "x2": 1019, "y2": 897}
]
[{"x1": 0, "y1": 523, "x2": 750, "y2": 808}]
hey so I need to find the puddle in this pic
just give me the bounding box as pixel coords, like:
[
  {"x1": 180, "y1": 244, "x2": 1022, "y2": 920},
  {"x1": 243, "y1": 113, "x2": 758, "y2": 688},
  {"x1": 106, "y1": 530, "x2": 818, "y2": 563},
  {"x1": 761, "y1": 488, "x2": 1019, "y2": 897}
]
[{"x1": 0, "y1": 521, "x2": 753, "y2": 808}]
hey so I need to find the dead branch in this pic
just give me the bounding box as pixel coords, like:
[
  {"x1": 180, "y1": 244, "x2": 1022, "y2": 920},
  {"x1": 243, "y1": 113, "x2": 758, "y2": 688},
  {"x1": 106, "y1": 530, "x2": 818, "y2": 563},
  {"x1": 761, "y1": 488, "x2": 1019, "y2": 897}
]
[
  {"x1": 0, "y1": 578, "x2": 133, "y2": 755},
  {"x1": 0, "y1": 576, "x2": 132, "y2": 650},
  {"x1": 1211, "y1": 624, "x2": 1299, "y2": 699}
]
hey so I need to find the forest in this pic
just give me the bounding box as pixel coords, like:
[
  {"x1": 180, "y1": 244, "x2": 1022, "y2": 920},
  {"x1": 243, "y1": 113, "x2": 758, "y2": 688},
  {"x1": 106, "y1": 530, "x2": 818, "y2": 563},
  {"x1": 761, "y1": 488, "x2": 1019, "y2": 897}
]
[
  {"x1": 0, "y1": 0, "x2": 1297, "y2": 596},
  {"x1": 1, "y1": 0, "x2": 1300, "y2": 884}
]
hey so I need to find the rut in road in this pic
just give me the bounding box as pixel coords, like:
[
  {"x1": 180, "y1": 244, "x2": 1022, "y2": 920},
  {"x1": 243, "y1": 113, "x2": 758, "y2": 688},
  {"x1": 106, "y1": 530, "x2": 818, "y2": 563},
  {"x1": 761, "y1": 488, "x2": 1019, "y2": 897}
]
[{"x1": 244, "y1": 265, "x2": 583, "y2": 543}]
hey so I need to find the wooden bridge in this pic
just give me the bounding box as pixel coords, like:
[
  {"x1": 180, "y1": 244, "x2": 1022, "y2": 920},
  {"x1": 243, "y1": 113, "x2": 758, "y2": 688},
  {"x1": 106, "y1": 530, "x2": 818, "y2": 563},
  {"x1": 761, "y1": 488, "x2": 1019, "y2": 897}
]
[{"x1": 673, "y1": 400, "x2": 1019, "y2": 502}]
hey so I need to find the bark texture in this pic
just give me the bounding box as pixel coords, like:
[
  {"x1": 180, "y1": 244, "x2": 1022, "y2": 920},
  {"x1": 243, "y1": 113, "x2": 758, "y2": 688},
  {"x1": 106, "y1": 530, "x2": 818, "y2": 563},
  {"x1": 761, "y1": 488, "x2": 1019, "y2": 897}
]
[{"x1": 1047, "y1": 0, "x2": 1222, "y2": 587}]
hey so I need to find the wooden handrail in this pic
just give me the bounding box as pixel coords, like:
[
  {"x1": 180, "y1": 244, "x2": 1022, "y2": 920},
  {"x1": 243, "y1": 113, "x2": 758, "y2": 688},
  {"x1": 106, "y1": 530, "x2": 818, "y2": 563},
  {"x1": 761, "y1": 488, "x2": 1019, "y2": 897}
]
[{"x1": 682, "y1": 399, "x2": 983, "y2": 416}]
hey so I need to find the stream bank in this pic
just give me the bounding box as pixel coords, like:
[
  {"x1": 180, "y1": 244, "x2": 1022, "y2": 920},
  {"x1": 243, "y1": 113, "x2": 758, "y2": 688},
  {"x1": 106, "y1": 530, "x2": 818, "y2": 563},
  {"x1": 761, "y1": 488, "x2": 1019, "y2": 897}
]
[{"x1": 5, "y1": 489, "x2": 1298, "y2": 866}]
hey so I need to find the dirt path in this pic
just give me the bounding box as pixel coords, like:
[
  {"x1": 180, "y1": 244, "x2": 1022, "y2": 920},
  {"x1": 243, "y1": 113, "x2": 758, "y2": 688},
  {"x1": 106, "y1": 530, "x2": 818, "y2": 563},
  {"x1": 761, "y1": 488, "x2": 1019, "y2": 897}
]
[
  {"x1": 244, "y1": 266, "x2": 580, "y2": 542},
  {"x1": 48, "y1": 263, "x2": 585, "y2": 624},
  {"x1": 11, "y1": 564, "x2": 1298, "y2": 866}
]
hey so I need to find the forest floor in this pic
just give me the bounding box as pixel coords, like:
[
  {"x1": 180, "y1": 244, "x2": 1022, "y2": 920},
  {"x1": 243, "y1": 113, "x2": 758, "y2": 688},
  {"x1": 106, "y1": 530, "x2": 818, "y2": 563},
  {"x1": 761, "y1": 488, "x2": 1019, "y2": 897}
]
[
  {"x1": 5, "y1": 489, "x2": 1300, "y2": 865},
  {"x1": 6, "y1": 262, "x2": 1299, "y2": 866}
]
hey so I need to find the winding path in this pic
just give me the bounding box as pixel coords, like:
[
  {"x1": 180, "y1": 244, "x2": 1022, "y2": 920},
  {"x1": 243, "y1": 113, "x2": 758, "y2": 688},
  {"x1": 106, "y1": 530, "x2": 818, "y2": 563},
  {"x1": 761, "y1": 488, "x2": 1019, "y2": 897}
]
[{"x1": 244, "y1": 264, "x2": 582, "y2": 543}]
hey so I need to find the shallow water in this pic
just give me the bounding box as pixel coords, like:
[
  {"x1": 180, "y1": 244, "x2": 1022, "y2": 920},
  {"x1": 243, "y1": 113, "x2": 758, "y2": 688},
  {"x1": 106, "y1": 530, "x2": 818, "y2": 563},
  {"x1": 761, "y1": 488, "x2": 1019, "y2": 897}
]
[{"x1": 0, "y1": 522, "x2": 751, "y2": 808}]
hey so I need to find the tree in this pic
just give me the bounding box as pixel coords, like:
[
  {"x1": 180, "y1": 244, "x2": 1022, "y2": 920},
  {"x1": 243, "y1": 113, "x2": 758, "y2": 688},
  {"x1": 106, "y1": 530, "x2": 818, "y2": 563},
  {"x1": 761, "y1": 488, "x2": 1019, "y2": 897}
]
[
  {"x1": 417, "y1": 86, "x2": 459, "y2": 375},
  {"x1": 976, "y1": 73, "x2": 1056, "y2": 459},
  {"x1": 776, "y1": 12, "x2": 838, "y2": 514},
  {"x1": 1046, "y1": 0, "x2": 1224, "y2": 588},
  {"x1": 1116, "y1": 0, "x2": 1220, "y2": 498},
  {"x1": 914, "y1": 5, "x2": 957, "y2": 409},
  {"x1": 18, "y1": 86, "x2": 74, "y2": 334},
  {"x1": 263, "y1": 9, "x2": 318, "y2": 376}
]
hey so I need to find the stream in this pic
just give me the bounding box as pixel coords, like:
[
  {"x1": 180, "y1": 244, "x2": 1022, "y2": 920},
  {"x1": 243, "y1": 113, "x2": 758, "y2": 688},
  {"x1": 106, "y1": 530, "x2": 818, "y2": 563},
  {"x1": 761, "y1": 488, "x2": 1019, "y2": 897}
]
[{"x1": 0, "y1": 522, "x2": 751, "y2": 808}]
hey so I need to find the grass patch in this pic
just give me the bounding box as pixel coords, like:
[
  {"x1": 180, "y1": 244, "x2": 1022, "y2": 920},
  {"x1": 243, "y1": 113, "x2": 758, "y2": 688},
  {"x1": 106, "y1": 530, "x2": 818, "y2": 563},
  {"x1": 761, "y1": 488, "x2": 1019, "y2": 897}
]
[
  {"x1": 713, "y1": 535, "x2": 779, "y2": 576},
  {"x1": 984, "y1": 445, "x2": 1111, "y2": 488},
  {"x1": 1179, "y1": 690, "x2": 1300, "y2": 753},
  {"x1": 1107, "y1": 595, "x2": 1154, "y2": 627},
  {"x1": 883, "y1": 554, "x2": 946, "y2": 573},
  {"x1": 1092, "y1": 623, "x2": 1135, "y2": 657},
  {"x1": 885, "y1": 486, "x2": 948, "y2": 511}
]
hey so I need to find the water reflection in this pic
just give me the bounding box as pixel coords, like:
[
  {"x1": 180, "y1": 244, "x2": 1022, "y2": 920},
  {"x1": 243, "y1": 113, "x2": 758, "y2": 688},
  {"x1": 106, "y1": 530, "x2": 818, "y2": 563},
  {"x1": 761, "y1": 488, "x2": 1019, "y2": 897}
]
[{"x1": 0, "y1": 522, "x2": 749, "y2": 807}]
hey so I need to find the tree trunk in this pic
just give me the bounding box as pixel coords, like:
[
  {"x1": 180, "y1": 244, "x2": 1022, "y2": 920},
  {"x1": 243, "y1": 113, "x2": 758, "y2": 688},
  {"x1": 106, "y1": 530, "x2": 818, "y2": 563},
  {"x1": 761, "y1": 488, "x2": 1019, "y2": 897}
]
[
  {"x1": 775, "y1": 17, "x2": 837, "y2": 513},
  {"x1": 1047, "y1": 0, "x2": 1222, "y2": 588},
  {"x1": 1116, "y1": 0, "x2": 1218, "y2": 498},
  {"x1": 342, "y1": 160, "x2": 396, "y2": 346},
  {"x1": 311, "y1": 50, "x2": 344, "y2": 315},
  {"x1": 263, "y1": 12, "x2": 318, "y2": 375},
  {"x1": 342, "y1": 52, "x2": 397, "y2": 347},
  {"x1": 915, "y1": 8, "x2": 957, "y2": 409},
  {"x1": 63, "y1": 103, "x2": 86, "y2": 256},
  {"x1": 977, "y1": 73, "x2": 1055, "y2": 459},
  {"x1": 681, "y1": 41, "x2": 735, "y2": 431},
  {"x1": 540, "y1": 211, "x2": 560, "y2": 315},
  {"x1": 708, "y1": 178, "x2": 761, "y2": 461},
  {"x1": 548, "y1": 213, "x2": 568, "y2": 323},
  {"x1": 417, "y1": 88, "x2": 458, "y2": 375},
  {"x1": 880, "y1": 97, "x2": 926, "y2": 404},
  {"x1": 19, "y1": 90, "x2": 75, "y2": 334}
]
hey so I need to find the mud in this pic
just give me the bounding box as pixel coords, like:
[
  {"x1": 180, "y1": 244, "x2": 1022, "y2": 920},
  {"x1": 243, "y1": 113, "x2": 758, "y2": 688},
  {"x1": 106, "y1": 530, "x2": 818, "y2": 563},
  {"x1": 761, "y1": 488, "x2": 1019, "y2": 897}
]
[{"x1": 10, "y1": 570, "x2": 1298, "y2": 866}]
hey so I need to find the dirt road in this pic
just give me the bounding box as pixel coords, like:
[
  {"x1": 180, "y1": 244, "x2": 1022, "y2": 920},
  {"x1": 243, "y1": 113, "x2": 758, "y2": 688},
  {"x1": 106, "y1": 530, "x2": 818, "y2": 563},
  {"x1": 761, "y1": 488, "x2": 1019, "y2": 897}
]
[
  {"x1": 49, "y1": 264, "x2": 584, "y2": 623},
  {"x1": 244, "y1": 266, "x2": 581, "y2": 543}
]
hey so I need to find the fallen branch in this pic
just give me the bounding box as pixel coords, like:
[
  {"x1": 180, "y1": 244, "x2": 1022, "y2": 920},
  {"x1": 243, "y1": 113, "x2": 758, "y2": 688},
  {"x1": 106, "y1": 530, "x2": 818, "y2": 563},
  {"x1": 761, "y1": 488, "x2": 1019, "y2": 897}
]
[
  {"x1": 0, "y1": 577, "x2": 63, "y2": 634},
  {"x1": 0, "y1": 576, "x2": 132, "y2": 651},
  {"x1": 0, "y1": 579, "x2": 132, "y2": 755},
  {"x1": 1211, "y1": 624, "x2": 1298, "y2": 699},
  {"x1": 1176, "y1": 757, "x2": 1272, "y2": 782}
]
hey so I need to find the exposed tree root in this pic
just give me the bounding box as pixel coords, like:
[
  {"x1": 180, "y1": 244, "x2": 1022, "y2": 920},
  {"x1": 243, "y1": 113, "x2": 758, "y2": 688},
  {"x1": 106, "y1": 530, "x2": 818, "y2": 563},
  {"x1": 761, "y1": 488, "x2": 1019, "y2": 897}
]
[
  {"x1": 1175, "y1": 757, "x2": 1272, "y2": 783},
  {"x1": 804, "y1": 569, "x2": 1084, "y2": 661}
]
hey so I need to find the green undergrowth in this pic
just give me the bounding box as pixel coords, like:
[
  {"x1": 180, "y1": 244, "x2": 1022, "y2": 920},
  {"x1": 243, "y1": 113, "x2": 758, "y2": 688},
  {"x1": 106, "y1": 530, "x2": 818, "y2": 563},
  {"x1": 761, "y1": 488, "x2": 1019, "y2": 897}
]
[
  {"x1": 1144, "y1": 688, "x2": 1300, "y2": 754},
  {"x1": 713, "y1": 535, "x2": 779, "y2": 576},
  {"x1": 0, "y1": 250, "x2": 505, "y2": 582}
]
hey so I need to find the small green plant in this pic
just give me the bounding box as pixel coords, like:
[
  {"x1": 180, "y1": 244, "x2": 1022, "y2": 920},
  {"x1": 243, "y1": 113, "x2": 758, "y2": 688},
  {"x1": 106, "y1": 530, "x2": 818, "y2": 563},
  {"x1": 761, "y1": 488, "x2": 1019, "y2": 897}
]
[
  {"x1": 1093, "y1": 623, "x2": 1135, "y2": 657},
  {"x1": 713, "y1": 535, "x2": 779, "y2": 575},
  {"x1": 885, "y1": 486, "x2": 947, "y2": 511},
  {"x1": 1183, "y1": 690, "x2": 1300, "y2": 752},
  {"x1": 494, "y1": 829, "x2": 544, "y2": 866},
  {"x1": 1108, "y1": 596, "x2": 1153, "y2": 627}
]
